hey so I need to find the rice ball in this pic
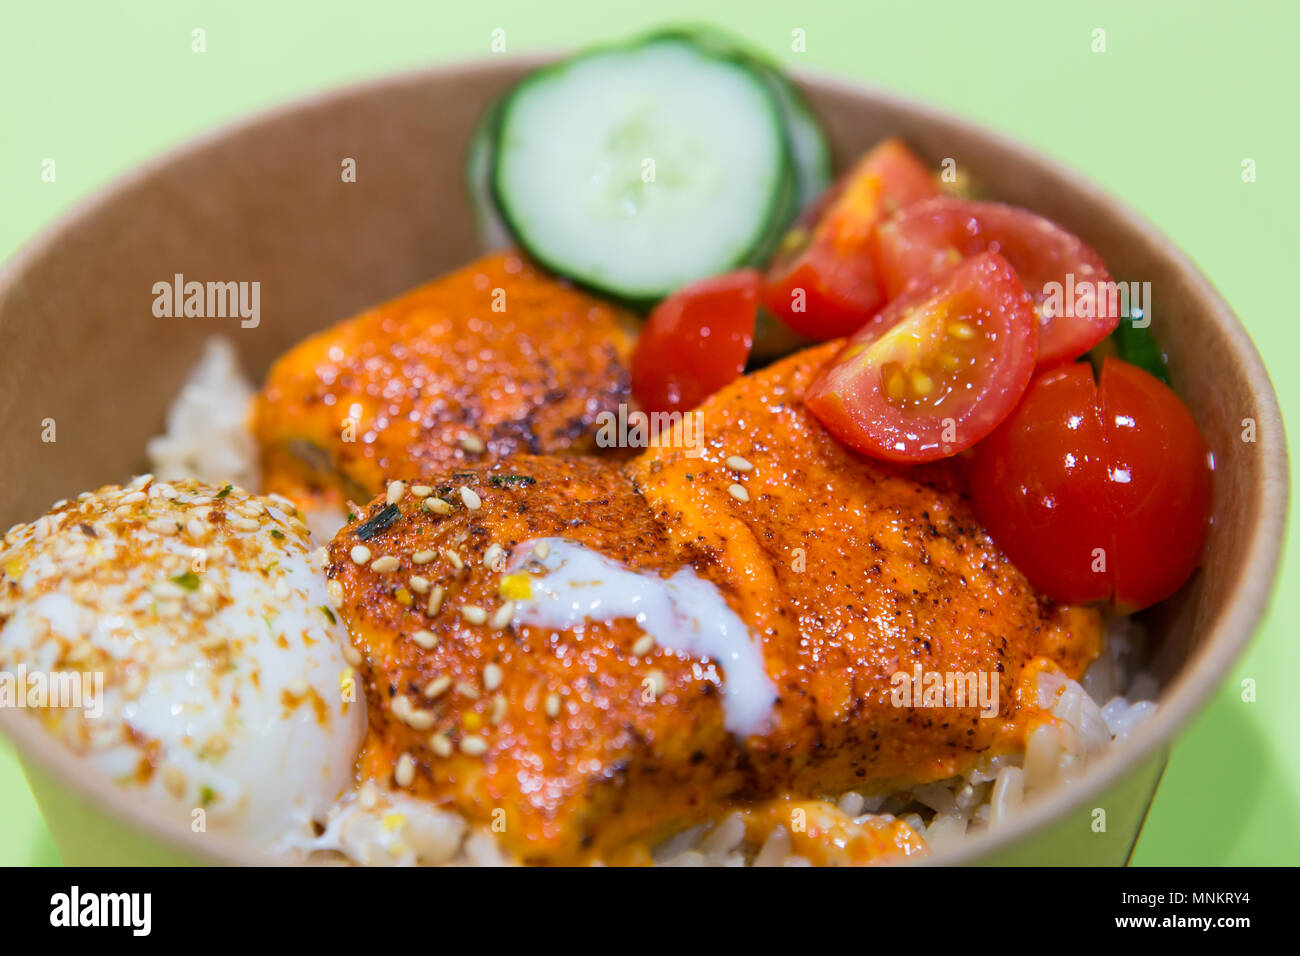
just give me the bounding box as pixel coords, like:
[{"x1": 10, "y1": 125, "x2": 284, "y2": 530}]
[{"x1": 0, "y1": 475, "x2": 364, "y2": 847}]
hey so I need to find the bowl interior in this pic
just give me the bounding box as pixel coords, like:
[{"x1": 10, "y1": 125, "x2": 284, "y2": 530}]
[{"x1": 0, "y1": 56, "x2": 1287, "y2": 865}]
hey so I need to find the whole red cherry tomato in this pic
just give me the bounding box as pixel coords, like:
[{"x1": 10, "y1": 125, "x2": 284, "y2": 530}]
[
  {"x1": 968, "y1": 357, "x2": 1211, "y2": 609},
  {"x1": 631, "y1": 269, "x2": 759, "y2": 414}
]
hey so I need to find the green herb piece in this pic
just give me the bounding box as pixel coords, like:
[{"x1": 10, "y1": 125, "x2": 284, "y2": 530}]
[
  {"x1": 170, "y1": 571, "x2": 200, "y2": 591},
  {"x1": 488, "y1": 474, "x2": 536, "y2": 488},
  {"x1": 215, "y1": 484, "x2": 233, "y2": 499},
  {"x1": 355, "y1": 504, "x2": 401, "y2": 541},
  {"x1": 1110, "y1": 306, "x2": 1170, "y2": 384}
]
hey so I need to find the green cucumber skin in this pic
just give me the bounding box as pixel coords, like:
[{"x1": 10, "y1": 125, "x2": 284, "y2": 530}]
[
  {"x1": 465, "y1": 96, "x2": 512, "y2": 250},
  {"x1": 743, "y1": 152, "x2": 799, "y2": 269},
  {"x1": 490, "y1": 34, "x2": 795, "y2": 305},
  {"x1": 765, "y1": 70, "x2": 833, "y2": 208}
]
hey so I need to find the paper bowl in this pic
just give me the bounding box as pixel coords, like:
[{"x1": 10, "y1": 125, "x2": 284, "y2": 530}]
[{"x1": 0, "y1": 55, "x2": 1287, "y2": 866}]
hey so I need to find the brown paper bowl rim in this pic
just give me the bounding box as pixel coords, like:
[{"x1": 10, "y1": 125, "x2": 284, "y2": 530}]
[{"x1": 0, "y1": 55, "x2": 1288, "y2": 866}]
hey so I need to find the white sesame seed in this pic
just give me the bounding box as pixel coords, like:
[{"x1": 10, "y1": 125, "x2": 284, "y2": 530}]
[
  {"x1": 455, "y1": 681, "x2": 481, "y2": 700},
  {"x1": 545, "y1": 693, "x2": 562, "y2": 718},
  {"x1": 403, "y1": 706, "x2": 435, "y2": 731},
  {"x1": 327, "y1": 579, "x2": 344, "y2": 606},
  {"x1": 231, "y1": 517, "x2": 261, "y2": 532},
  {"x1": 386, "y1": 480, "x2": 406, "y2": 504},
  {"x1": 120, "y1": 491, "x2": 147, "y2": 505},
  {"x1": 533, "y1": 541, "x2": 550, "y2": 560},
  {"x1": 162, "y1": 766, "x2": 186, "y2": 799},
  {"x1": 412, "y1": 550, "x2": 436, "y2": 565},
  {"x1": 646, "y1": 669, "x2": 667, "y2": 697},
  {"x1": 423, "y1": 675, "x2": 453, "y2": 699},
  {"x1": 728, "y1": 484, "x2": 750, "y2": 503},
  {"x1": 343, "y1": 644, "x2": 362, "y2": 667},
  {"x1": 370, "y1": 555, "x2": 400, "y2": 573},
  {"x1": 120, "y1": 671, "x2": 146, "y2": 700},
  {"x1": 490, "y1": 601, "x2": 515, "y2": 630},
  {"x1": 424, "y1": 497, "x2": 453, "y2": 516},
  {"x1": 632, "y1": 635, "x2": 655, "y2": 657},
  {"x1": 460, "y1": 735, "x2": 488, "y2": 756},
  {"x1": 426, "y1": 586, "x2": 445, "y2": 616},
  {"x1": 395, "y1": 753, "x2": 415, "y2": 788},
  {"x1": 273, "y1": 578, "x2": 291, "y2": 600},
  {"x1": 408, "y1": 575, "x2": 430, "y2": 594},
  {"x1": 459, "y1": 486, "x2": 482, "y2": 510},
  {"x1": 444, "y1": 550, "x2": 464, "y2": 570},
  {"x1": 726, "y1": 455, "x2": 754, "y2": 472},
  {"x1": 350, "y1": 544, "x2": 371, "y2": 565},
  {"x1": 430, "y1": 733, "x2": 453, "y2": 758},
  {"x1": 490, "y1": 694, "x2": 508, "y2": 724},
  {"x1": 460, "y1": 605, "x2": 487, "y2": 625},
  {"x1": 483, "y1": 663, "x2": 503, "y2": 691},
  {"x1": 411, "y1": 629, "x2": 438, "y2": 650},
  {"x1": 410, "y1": 485, "x2": 433, "y2": 498},
  {"x1": 458, "y1": 434, "x2": 486, "y2": 454}
]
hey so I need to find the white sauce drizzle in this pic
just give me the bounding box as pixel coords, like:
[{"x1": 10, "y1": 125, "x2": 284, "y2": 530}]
[{"x1": 507, "y1": 538, "x2": 775, "y2": 736}]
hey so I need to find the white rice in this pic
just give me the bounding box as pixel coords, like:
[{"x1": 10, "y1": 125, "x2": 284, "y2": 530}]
[
  {"x1": 149, "y1": 338, "x2": 1160, "y2": 867},
  {"x1": 146, "y1": 337, "x2": 260, "y2": 491}
]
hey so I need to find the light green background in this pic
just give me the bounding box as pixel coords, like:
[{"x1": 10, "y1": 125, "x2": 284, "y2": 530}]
[{"x1": 1, "y1": 0, "x2": 1295, "y2": 865}]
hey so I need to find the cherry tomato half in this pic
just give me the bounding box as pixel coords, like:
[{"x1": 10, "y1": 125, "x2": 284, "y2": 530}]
[
  {"x1": 631, "y1": 269, "x2": 759, "y2": 415},
  {"x1": 805, "y1": 251, "x2": 1038, "y2": 463},
  {"x1": 968, "y1": 357, "x2": 1211, "y2": 610},
  {"x1": 872, "y1": 197, "x2": 1120, "y2": 367},
  {"x1": 761, "y1": 138, "x2": 938, "y2": 341}
]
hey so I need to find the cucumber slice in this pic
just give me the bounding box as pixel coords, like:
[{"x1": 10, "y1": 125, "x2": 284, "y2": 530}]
[
  {"x1": 643, "y1": 26, "x2": 831, "y2": 212},
  {"x1": 493, "y1": 37, "x2": 794, "y2": 302},
  {"x1": 465, "y1": 96, "x2": 513, "y2": 250}
]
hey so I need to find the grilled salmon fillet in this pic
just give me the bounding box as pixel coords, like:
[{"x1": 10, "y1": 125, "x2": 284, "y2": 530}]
[
  {"x1": 330, "y1": 456, "x2": 749, "y2": 863},
  {"x1": 254, "y1": 253, "x2": 637, "y2": 507},
  {"x1": 327, "y1": 344, "x2": 1102, "y2": 864},
  {"x1": 629, "y1": 342, "x2": 1103, "y2": 792}
]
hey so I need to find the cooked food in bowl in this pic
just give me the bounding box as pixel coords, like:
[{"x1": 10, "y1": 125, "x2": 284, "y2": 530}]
[
  {"x1": 0, "y1": 479, "x2": 364, "y2": 844},
  {"x1": 0, "y1": 27, "x2": 1223, "y2": 866}
]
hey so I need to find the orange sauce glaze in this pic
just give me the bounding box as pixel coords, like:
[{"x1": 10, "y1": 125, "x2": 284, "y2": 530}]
[
  {"x1": 323, "y1": 343, "x2": 1101, "y2": 865},
  {"x1": 255, "y1": 252, "x2": 638, "y2": 507}
]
